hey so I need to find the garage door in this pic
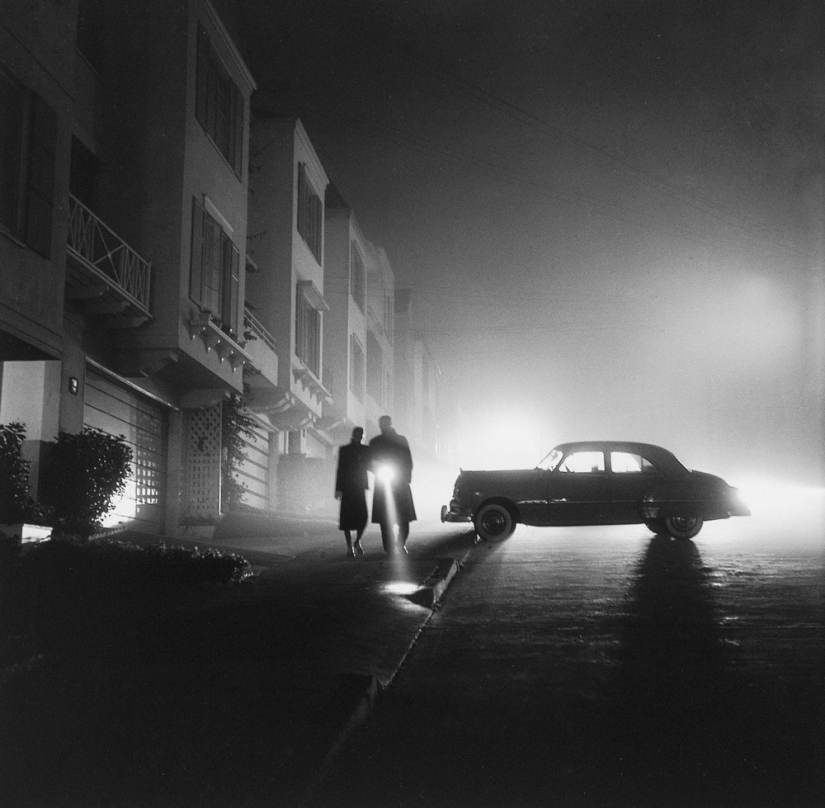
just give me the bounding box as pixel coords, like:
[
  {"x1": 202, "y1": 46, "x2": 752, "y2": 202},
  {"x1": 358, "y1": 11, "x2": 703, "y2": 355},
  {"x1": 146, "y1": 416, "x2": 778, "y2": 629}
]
[
  {"x1": 83, "y1": 369, "x2": 168, "y2": 533},
  {"x1": 234, "y1": 419, "x2": 271, "y2": 510}
]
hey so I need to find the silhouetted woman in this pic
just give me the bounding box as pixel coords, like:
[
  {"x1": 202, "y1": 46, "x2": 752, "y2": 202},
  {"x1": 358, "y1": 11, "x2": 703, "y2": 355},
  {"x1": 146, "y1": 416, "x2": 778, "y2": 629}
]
[{"x1": 335, "y1": 427, "x2": 370, "y2": 557}]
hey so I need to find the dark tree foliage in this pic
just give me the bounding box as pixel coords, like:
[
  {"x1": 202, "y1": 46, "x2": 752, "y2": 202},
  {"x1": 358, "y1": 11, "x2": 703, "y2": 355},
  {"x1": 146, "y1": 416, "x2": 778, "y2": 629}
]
[
  {"x1": 41, "y1": 428, "x2": 133, "y2": 538},
  {"x1": 221, "y1": 394, "x2": 256, "y2": 511}
]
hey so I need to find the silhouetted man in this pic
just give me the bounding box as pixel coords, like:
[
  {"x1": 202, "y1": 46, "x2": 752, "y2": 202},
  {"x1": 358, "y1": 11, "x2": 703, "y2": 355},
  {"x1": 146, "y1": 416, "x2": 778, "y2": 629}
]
[{"x1": 368, "y1": 415, "x2": 417, "y2": 554}]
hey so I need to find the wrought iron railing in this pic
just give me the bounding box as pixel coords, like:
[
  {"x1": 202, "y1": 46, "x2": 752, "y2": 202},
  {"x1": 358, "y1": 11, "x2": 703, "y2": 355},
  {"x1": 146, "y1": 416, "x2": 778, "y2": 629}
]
[
  {"x1": 243, "y1": 306, "x2": 277, "y2": 352},
  {"x1": 67, "y1": 194, "x2": 151, "y2": 312}
]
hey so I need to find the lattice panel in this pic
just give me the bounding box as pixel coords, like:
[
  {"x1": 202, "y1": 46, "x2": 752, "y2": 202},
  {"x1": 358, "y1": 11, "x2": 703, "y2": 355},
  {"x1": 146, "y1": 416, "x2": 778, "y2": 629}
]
[{"x1": 186, "y1": 405, "x2": 222, "y2": 517}]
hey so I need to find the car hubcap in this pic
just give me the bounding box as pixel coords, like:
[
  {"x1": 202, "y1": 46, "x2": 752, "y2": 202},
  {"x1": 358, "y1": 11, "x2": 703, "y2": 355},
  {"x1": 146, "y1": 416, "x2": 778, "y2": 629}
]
[
  {"x1": 482, "y1": 512, "x2": 506, "y2": 536},
  {"x1": 672, "y1": 517, "x2": 697, "y2": 530}
]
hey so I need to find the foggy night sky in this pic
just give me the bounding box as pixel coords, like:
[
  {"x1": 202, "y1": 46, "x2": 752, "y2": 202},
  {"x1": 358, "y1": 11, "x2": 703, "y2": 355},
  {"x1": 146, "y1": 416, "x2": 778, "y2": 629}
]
[{"x1": 235, "y1": 0, "x2": 825, "y2": 484}]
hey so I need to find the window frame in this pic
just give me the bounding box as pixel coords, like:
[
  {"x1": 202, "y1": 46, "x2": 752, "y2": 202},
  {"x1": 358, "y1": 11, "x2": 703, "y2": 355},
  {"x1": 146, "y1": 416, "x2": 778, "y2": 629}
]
[
  {"x1": 295, "y1": 285, "x2": 321, "y2": 376},
  {"x1": 350, "y1": 241, "x2": 365, "y2": 313},
  {"x1": 190, "y1": 197, "x2": 240, "y2": 337},
  {"x1": 609, "y1": 451, "x2": 660, "y2": 474},
  {"x1": 297, "y1": 163, "x2": 323, "y2": 261},
  {"x1": 195, "y1": 24, "x2": 244, "y2": 177},
  {"x1": 559, "y1": 451, "x2": 606, "y2": 474},
  {"x1": 0, "y1": 65, "x2": 56, "y2": 257},
  {"x1": 349, "y1": 334, "x2": 365, "y2": 401}
]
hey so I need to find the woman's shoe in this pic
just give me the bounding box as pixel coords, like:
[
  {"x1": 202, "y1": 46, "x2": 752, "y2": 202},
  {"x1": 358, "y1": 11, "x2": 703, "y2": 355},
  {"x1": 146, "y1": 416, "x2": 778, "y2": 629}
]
[
  {"x1": 347, "y1": 547, "x2": 356, "y2": 558},
  {"x1": 354, "y1": 541, "x2": 364, "y2": 555}
]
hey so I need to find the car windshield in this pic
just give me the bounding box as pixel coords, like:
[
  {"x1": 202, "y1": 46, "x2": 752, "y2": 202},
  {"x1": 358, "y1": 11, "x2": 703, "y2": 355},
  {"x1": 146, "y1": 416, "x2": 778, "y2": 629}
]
[{"x1": 537, "y1": 448, "x2": 563, "y2": 471}]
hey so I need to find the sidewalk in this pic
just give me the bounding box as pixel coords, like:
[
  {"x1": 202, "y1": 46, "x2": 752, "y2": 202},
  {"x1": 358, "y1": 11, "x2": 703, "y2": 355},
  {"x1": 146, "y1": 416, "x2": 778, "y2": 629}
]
[{"x1": 2, "y1": 515, "x2": 476, "y2": 806}]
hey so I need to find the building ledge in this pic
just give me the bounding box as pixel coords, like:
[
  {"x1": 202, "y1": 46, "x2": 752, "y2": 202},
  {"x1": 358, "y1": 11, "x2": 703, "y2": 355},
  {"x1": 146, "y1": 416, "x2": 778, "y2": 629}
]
[
  {"x1": 292, "y1": 363, "x2": 332, "y2": 403},
  {"x1": 188, "y1": 312, "x2": 253, "y2": 372}
]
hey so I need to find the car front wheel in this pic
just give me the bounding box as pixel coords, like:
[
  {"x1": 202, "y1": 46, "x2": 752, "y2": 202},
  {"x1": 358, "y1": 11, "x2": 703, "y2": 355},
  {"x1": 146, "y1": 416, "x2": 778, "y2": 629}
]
[
  {"x1": 664, "y1": 515, "x2": 703, "y2": 539},
  {"x1": 474, "y1": 502, "x2": 516, "y2": 542}
]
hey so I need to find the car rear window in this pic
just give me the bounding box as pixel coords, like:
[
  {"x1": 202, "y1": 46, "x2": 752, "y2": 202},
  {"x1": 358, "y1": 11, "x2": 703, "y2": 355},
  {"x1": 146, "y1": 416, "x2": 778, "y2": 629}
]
[{"x1": 610, "y1": 452, "x2": 658, "y2": 473}]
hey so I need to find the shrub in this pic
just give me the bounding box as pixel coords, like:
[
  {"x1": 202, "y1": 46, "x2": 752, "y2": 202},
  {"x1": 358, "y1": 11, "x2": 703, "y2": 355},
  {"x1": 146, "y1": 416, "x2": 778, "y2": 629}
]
[
  {"x1": 0, "y1": 423, "x2": 29, "y2": 524},
  {"x1": 0, "y1": 422, "x2": 50, "y2": 525},
  {"x1": 40, "y1": 428, "x2": 133, "y2": 538},
  {"x1": 24, "y1": 537, "x2": 252, "y2": 599}
]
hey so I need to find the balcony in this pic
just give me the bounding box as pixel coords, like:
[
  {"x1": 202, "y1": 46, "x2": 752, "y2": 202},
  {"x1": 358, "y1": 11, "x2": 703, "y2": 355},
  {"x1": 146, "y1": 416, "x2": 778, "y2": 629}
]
[
  {"x1": 242, "y1": 306, "x2": 279, "y2": 387},
  {"x1": 65, "y1": 194, "x2": 152, "y2": 328},
  {"x1": 187, "y1": 312, "x2": 252, "y2": 373}
]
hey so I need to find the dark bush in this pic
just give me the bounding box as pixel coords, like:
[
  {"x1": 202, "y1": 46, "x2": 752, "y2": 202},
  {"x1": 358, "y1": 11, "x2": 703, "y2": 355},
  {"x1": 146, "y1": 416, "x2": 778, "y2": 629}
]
[
  {"x1": 0, "y1": 422, "x2": 48, "y2": 524},
  {"x1": 23, "y1": 538, "x2": 252, "y2": 601},
  {"x1": 40, "y1": 428, "x2": 132, "y2": 538}
]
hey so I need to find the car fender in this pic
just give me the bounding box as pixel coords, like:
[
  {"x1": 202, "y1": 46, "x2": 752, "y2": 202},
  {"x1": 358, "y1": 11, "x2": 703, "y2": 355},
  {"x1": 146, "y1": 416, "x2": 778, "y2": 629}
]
[
  {"x1": 474, "y1": 496, "x2": 520, "y2": 525},
  {"x1": 640, "y1": 474, "x2": 732, "y2": 521}
]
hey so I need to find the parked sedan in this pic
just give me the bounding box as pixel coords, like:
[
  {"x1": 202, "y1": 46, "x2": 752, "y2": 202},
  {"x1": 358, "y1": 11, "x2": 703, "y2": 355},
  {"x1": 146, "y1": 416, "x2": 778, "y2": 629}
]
[{"x1": 441, "y1": 441, "x2": 750, "y2": 541}]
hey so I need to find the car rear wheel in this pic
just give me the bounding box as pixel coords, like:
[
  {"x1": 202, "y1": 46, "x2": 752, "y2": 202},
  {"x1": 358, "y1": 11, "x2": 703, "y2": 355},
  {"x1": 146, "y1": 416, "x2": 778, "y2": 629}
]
[
  {"x1": 664, "y1": 515, "x2": 703, "y2": 539},
  {"x1": 645, "y1": 519, "x2": 667, "y2": 535},
  {"x1": 474, "y1": 502, "x2": 516, "y2": 542}
]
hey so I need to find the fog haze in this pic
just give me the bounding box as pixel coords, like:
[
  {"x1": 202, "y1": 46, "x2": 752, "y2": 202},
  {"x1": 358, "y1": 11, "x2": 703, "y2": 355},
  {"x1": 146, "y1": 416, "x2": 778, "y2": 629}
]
[{"x1": 238, "y1": 0, "x2": 824, "y2": 484}]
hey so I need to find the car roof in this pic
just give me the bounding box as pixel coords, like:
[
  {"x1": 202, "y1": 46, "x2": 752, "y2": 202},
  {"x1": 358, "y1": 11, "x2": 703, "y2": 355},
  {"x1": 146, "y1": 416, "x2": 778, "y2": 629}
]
[{"x1": 552, "y1": 441, "x2": 689, "y2": 474}]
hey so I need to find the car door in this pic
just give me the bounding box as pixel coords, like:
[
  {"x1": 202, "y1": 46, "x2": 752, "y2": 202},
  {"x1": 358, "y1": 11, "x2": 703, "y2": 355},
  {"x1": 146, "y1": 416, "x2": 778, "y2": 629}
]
[
  {"x1": 545, "y1": 449, "x2": 611, "y2": 524},
  {"x1": 608, "y1": 450, "x2": 662, "y2": 523}
]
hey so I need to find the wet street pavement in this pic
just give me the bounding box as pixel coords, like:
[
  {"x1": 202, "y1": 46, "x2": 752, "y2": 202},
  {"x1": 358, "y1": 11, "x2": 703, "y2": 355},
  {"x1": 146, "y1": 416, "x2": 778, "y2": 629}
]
[{"x1": 314, "y1": 488, "x2": 824, "y2": 807}]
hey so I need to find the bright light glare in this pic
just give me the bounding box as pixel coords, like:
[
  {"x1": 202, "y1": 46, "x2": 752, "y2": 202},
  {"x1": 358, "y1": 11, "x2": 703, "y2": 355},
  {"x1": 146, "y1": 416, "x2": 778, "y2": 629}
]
[
  {"x1": 382, "y1": 581, "x2": 420, "y2": 596},
  {"x1": 736, "y1": 478, "x2": 825, "y2": 524},
  {"x1": 99, "y1": 477, "x2": 136, "y2": 528},
  {"x1": 376, "y1": 464, "x2": 395, "y2": 484},
  {"x1": 456, "y1": 410, "x2": 551, "y2": 470}
]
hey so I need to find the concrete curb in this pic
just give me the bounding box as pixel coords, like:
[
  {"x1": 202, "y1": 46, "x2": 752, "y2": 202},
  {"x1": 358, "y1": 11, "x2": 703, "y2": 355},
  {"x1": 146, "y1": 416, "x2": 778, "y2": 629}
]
[
  {"x1": 300, "y1": 547, "x2": 473, "y2": 804},
  {"x1": 406, "y1": 555, "x2": 463, "y2": 609}
]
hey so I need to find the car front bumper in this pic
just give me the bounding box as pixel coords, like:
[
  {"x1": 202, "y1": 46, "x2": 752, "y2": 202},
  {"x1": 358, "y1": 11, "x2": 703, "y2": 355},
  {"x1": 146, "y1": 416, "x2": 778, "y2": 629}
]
[{"x1": 440, "y1": 501, "x2": 473, "y2": 523}]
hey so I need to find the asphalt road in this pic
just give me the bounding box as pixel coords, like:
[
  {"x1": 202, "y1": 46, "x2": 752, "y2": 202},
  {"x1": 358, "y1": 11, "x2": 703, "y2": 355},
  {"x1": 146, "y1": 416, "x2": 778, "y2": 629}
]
[{"x1": 313, "y1": 488, "x2": 824, "y2": 808}]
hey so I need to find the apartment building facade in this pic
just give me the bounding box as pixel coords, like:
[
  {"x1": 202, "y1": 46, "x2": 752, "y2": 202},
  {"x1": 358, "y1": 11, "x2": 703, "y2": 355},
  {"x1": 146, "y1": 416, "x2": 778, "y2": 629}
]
[
  {"x1": 2, "y1": 0, "x2": 438, "y2": 528},
  {"x1": 245, "y1": 115, "x2": 334, "y2": 512},
  {"x1": 322, "y1": 185, "x2": 370, "y2": 446},
  {"x1": 364, "y1": 246, "x2": 395, "y2": 437},
  {"x1": 1, "y1": 0, "x2": 258, "y2": 533},
  {"x1": 0, "y1": 0, "x2": 73, "y2": 506},
  {"x1": 394, "y1": 288, "x2": 442, "y2": 463}
]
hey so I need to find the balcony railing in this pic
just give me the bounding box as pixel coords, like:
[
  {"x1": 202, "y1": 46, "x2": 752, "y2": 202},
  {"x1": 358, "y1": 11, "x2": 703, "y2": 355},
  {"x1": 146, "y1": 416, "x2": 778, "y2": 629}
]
[
  {"x1": 67, "y1": 194, "x2": 151, "y2": 313},
  {"x1": 243, "y1": 306, "x2": 277, "y2": 352}
]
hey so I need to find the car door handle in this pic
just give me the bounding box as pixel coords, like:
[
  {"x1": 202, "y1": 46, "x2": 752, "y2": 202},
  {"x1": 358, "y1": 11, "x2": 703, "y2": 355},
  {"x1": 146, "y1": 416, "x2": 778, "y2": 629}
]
[{"x1": 549, "y1": 498, "x2": 568, "y2": 503}]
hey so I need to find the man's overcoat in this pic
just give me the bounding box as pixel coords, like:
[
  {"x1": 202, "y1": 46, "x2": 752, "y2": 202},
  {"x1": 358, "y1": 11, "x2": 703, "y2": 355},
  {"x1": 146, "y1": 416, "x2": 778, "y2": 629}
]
[{"x1": 368, "y1": 429, "x2": 417, "y2": 525}]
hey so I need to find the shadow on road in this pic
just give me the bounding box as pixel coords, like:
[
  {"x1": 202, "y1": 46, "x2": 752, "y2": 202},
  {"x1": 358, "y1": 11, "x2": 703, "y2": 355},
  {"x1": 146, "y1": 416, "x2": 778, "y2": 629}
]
[{"x1": 578, "y1": 534, "x2": 823, "y2": 808}]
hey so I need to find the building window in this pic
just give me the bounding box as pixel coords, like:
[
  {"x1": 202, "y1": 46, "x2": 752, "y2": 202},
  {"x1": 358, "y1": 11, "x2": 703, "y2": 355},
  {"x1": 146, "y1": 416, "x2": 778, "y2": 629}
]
[
  {"x1": 350, "y1": 241, "x2": 365, "y2": 312},
  {"x1": 384, "y1": 368, "x2": 392, "y2": 409},
  {"x1": 190, "y1": 198, "x2": 240, "y2": 336},
  {"x1": 0, "y1": 66, "x2": 56, "y2": 257},
  {"x1": 384, "y1": 290, "x2": 393, "y2": 340},
  {"x1": 296, "y1": 286, "x2": 321, "y2": 376},
  {"x1": 297, "y1": 163, "x2": 322, "y2": 261},
  {"x1": 196, "y1": 24, "x2": 244, "y2": 177},
  {"x1": 367, "y1": 331, "x2": 383, "y2": 403},
  {"x1": 350, "y1": 334, "x2": 365, "y2": 401}
]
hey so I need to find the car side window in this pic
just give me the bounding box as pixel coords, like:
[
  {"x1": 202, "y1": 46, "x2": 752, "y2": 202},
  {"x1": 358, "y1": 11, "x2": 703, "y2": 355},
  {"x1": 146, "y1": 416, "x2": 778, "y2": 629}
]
[
  {"x1": 559, "y1": 451, "x2": 605, "y2": 473},
  {"x1": 611, "y1": 452, "x2": 658, "y2": 473}
]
